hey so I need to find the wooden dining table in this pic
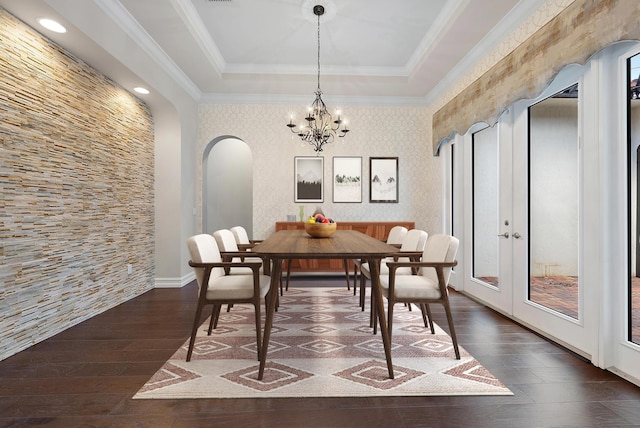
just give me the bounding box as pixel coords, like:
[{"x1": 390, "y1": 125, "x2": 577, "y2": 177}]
[{"x1": 252, "y1": 229, "x2": 400, "y2": 380}]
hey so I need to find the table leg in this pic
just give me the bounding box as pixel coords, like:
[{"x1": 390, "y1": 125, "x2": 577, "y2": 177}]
[
  {"x1": 367, "y1": 257, "x2": 394, "y2": 379},
  {"x1": 258, "y1": 256, "x2": 282, "y2": 380}
]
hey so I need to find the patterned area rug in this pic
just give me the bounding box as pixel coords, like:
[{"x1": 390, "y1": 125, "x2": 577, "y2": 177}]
[{"x1": 134, "y1": 287, "x2": 512, "y2": 399}]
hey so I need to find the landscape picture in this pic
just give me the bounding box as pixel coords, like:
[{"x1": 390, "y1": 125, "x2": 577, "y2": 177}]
[
  {"x1": 295, "y1": 157, "x2": 323, "y2": 202},
  {"x1": 370, "y1": 157, "x2": 398, "y2": 203},
  {"x1": 333, "y1": 157, "x2": 362, "y2": 203}
]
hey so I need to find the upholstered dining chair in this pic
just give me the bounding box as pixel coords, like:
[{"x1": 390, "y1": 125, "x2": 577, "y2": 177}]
[
  {"x1": 352, "y1": 225, "x2": 408, "y2": 298},
  {"x1": 385, "y1": 225, "x2": 410, "y2": 245},
  {"x1": 228, "y1": 226, "x2": 296, "y2": 298},
  {"x1": 230, "y1": 225, "x2": 262, "y2": 252},
  {"x1": 186, "y1": 234, "x2": 271, "y2": 362},
  {"x1": 214, "y1": 228, "x2": 272, "y2": 312},
  {"x1": 381, "y1": 234, "x2": 460, "y2": 359},
  {"x1": 359, "y1": 229, "x2": 428, "y2": 326},
  {"x1": 213, "y1": 229, "x2": 266, "y2": 274},
  {"x1": 229, "y1": 225, "x2": 280, "y2": 288}
]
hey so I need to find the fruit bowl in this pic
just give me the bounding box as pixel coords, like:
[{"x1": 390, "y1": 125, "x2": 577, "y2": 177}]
[{"x1": 304, "y1": 221, "x2": 337, "y2": 238}]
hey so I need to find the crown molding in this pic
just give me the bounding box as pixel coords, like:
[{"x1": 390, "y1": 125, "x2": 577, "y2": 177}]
[
  {"x1": 406, "y1": 0, "x2": 468, "y2": 73},
  {"x1": 93, "y1": 0, "x2": 201, "y2": 100},
  {"x1": 171, "y1": 0, "x2": 225, "y2": 76},
  {"x1": 198, "y1": 92, "x2": 429, "y2": 106}
]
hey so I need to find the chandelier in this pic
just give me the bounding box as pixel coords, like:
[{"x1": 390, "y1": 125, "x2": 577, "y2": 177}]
[{"x1": 287, "y1": 4, "x2": 349, "y2": 153}]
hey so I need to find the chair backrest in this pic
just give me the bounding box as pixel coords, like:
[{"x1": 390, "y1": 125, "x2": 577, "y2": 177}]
[
  {"x1": 420, "y1": 234, "x2": 459, "y2": 285},
  {"x1": 213, "y1": 229, "x2": 240, "y2": 252},
  {"x1": 230, "y1": 226, "x2": 250, "y2": 245},
  {"x1": 400, "y1": 229, "x2": 428, "y2": 252},
  {"x1": 386, "y1": 226, "x2": 408, "y2": 245},
  {"x1": 187, "y1": 234, "x2": 225, "y2": 290},
  {"x1": 391, "y1": 229, "x2": 428, "y2": 263}
]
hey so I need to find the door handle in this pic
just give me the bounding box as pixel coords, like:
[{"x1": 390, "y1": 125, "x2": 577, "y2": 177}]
[
  {"x1": 512, "y1": 232, "x2": 522, "y2": 239},
  {"x1": 497, "y1": 232, "x2": 509, "y2": 238}
]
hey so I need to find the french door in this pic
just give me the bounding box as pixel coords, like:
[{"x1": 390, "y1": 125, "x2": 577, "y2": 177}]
[
  {"x1": 462, "y1": 119, "x2": 513, "y2": 315},
  {"x1": 462, "y1": 68, "x2": 595, "y2": 357},
  {"x1": 510, "y1": 76, "x2": 595, "y2": 356},
  {"x1": 452, "y1": 42, "x2": 640, "y2": 382}
]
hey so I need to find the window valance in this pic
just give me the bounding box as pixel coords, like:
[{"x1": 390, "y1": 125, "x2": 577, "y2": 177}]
[{"x1": 433, "y1": 0, "x2": 640, "y2": 155}]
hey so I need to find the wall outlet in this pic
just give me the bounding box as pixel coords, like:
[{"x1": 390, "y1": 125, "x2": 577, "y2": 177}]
[{"x1": 127, "y1": 264, "x2": 133, "y2": 275}]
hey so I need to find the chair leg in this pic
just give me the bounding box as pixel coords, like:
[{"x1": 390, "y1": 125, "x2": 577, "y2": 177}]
[
  {"x1": 424, "y1": 303, "x2": 435, "y2": 334},
  {"x1": 343, "y1": 259, "x2": 351, "y2": 292},
  {"x1": 279, "y1": 260, "x2": 284, "y2": 296},
  {"x1": 285, "y1": 259, "x2": 292, "y2": 292},
  {"x1": 254, "y1": 301, "x2": 262, "y2": 361},
  {"x1": 359, "y1": 271, "x2": 366, "y2": 311},
  {"x1": 268, "y1": 282, "x2": 280, "y2": 313},
  {"x1": 418, "y1": 304, "x2": 435, "y2": 334},
  {"x1": 207, "y1": 305, "x2": 217, "y2": 335},
  {"x1": 387, "y1": 300, "x2": 395, "y2": 342},
  {"x1": 442, "y1": 302, "x2": 460, "y2": 359},
  {"x1": 211, "y1": 304, "x2": 222, "y2": 332},
  {"x1": 353, "y1": 263, "x2": 359, "y2": 297},
  {"x1": 419, "y1": 303, "x2": 429, "y2": 328},
  {"x1": 371, "y1": 281, "x2": 377, "y2": 334},
  {"x1": 186, "y1": 303, "x2": 205, "y2": 362}
]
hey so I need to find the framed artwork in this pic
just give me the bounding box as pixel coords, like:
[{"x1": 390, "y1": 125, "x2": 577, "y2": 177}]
[
  {"x1": 332, "y1": 156, "x2": 362, "y2": 203},
  {"x1": 294, "y1": 156, "x2": 324, "y2": 202},
  {"x1": 369, "y1": 157, "x2": 398, "y2": 203}
]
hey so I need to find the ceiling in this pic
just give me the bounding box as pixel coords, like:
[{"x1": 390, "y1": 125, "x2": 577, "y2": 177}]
[{"x1": 0, "y1": 0, "x2": 544, "y2": 105}]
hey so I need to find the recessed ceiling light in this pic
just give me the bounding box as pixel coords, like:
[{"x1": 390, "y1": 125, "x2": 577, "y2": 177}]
[
  {"x1": 134, "y1": 87, "x2": 150, "y2": 95},
  {"x1": 38, "y1": 18, "x2": 66, "y2": 33}
]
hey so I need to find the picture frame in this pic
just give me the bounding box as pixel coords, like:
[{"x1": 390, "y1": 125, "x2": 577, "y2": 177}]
[
  {"x1": 294, "y1": 156, "x2": 324, "y2": 202},
  {"x1": 369, "y1": 157, "x2": 398, "y2": 203},
  {"x1": 332, "y1": 156, "x2": 362, "y2": 203}
]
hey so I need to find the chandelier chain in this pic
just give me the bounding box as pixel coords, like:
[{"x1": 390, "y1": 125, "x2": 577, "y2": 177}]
[{"x1": 317, "y1": 12, "x2": 321, "y2": 92}]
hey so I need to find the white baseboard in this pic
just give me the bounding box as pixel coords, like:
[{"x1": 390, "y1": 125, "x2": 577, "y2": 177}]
[{"x1": 155, "y1": 272, "x2": 195, "y2": 288}]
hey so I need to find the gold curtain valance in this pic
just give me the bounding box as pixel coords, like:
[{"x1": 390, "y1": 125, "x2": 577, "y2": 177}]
[{"x1": 433, "y1": 0, "x2": 640, "y2": 155}]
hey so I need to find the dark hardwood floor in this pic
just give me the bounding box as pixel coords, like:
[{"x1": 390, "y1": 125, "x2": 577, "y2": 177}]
[{"x1": 1, "y1": 276, "x2": 640, "y2": 427}]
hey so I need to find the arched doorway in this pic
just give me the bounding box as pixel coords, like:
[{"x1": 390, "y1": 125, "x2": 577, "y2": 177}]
[{"x1": 203, "y1": 136, "x2": 253, "y2": 237}]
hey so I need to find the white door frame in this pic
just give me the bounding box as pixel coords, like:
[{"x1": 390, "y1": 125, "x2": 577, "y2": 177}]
[{"x1": 600, "y1": 41, "x2": 640, "y2": 383}]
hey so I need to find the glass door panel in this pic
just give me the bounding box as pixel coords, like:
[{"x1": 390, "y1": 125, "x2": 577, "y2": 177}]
[
  {"x1": 528, "y1": 84, "x2": 580, "y2": 319},
  {"x1": 472, "y1": 126, "x2": 499, "y2": 288}
]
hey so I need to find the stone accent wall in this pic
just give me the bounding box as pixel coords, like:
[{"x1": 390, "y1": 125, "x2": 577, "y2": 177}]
[{"x1": 0, "y1": 9, "x2": 155, "y2": 360}]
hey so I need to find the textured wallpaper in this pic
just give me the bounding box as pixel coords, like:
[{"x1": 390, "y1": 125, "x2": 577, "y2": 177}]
[{"x1": 197, "y1": 104, "x2": 441, "y2": 240}]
